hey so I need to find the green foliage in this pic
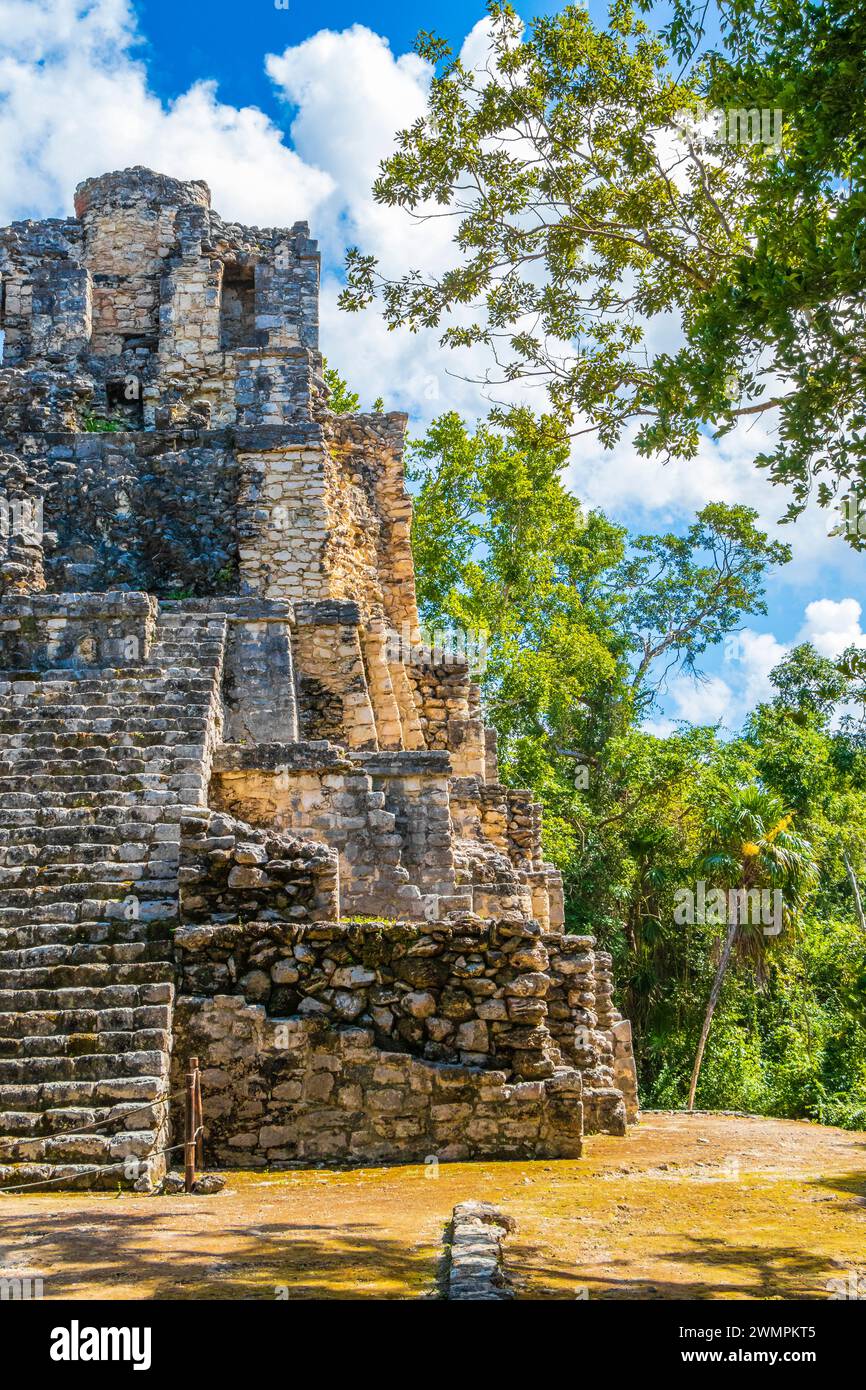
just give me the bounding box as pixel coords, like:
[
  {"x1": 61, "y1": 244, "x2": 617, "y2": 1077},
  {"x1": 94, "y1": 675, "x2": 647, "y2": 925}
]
[
  {"x1": 323, "y1": 359, "x2": 361, "y2": 413},
  {"x1": 343, "y1": 0, "x2": 866, "y2": 532},
  {"x1": 408, "y1": 408, "x2": 866, "y2": 1126},
  {"x1": 82, "y1": 415, "x2": 125, "y2": 433}
]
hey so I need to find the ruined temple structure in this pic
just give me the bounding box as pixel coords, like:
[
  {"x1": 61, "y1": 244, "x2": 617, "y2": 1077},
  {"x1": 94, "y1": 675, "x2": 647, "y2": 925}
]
[{"x1": 0, "y1": 169, "x2": 638, "y2": 1188}]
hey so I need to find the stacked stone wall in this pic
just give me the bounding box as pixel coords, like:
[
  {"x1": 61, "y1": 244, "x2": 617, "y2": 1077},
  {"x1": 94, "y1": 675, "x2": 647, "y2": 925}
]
[{"x1": 170, "y1": 1004, "x2": 584, "y2": 1167}]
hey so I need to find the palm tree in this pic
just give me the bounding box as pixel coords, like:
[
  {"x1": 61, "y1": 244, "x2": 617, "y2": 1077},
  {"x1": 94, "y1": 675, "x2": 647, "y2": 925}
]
[{"x1": 687, "y1": 784, "x2": 818, "y2": 1110}]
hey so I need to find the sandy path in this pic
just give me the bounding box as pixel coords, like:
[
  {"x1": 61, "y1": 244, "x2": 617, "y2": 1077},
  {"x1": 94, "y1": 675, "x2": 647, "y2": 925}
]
[{"x1": 1, "y1": 1113, "x2": 863, "y2": 1300}]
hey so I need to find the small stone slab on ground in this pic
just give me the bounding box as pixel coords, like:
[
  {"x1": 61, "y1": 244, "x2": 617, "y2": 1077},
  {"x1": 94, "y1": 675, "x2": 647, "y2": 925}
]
[{"x1": 447, "y1": 1200, "x2": 516, "y2": 1300}]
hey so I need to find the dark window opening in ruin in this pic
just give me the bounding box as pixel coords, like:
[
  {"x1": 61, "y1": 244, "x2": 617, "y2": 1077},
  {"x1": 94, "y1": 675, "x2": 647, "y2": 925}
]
[
  {"x1": 220, "y1": 263, "x2": 257, "y2": 350},
  {"x1": 106, "y1": 376, "x2": 144, "y2": 428},
  {"x1": 122, "y1": 334, "x2": 158, "y2": 353}
]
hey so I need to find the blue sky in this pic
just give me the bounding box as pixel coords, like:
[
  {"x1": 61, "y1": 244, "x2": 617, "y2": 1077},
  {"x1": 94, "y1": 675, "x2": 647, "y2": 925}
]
[
  {"x1": 0, "y1": 0, "x2": 861, "y2": 728},
  {"x1": 134, "y1": 0, "x2": 559, "y2": 113}
]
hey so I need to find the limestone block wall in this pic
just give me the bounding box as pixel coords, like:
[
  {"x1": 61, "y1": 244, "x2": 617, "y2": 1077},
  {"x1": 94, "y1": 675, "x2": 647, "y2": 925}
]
[
  {"x1": 506, "y1": 789, "x2": 543, "y2": 869},
  {"x1": 236, "y1": 430, "x2": 330, "y2": 603},
  {"x1": 360, "y1": 620, "x2": 405, "y2": 750},
  {"x1": 542, "y1": 932, "x2": 633, "y2": 1136},
  {"x1": 322, "y1": 412, "x2": 419, "y2": 635},
  {"x1": 406, "y1": 652, "x2": 486, "y2": 776},
  {"x1": 209, "y1": 742, "x2": 426, "y2": 919},
  {"x1": 157, "y1": 596, "x2": 299, "y2": 743},
  {"x1": 30, "y1": 263, "x2": 92, "y2": 359},
  {"x1": 174, "y1": 917, "x2": 565, "y2": 1080},
  {"x1": 74, "y1": 168, "x2": 208, "y2": 356},
  {"x1": 0, "y1": 451, "x2": 46, "y2": 596},
  {"x1": 293, "y1": 601, "x2": 378, "y2": 749},
  {"x1": 179, "y1": 808, "x2": 339, "y2": 925},
  {"x1": 0, "y1": 217, "x2": 86, "y2": 364},
  {"x1": 170, "y1": 1005, "x2": 585, "y2": 1166},
  {"x1": 1, "y1": 430, "x2": 239, "y2": 595},
  {"x1": 0, "y1": 591, "x2": 157, "y2": 669},
  {"x1": 0, "y1": 367, "x2": 94, "y2": 436},
  {"x1": 351, "y1": 752, "x2": 460, "y2": 908}
]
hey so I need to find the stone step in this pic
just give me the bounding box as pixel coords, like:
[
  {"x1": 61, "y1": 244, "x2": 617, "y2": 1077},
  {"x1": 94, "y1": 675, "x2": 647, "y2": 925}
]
[
  {"x1": 0, "y1": 897, "x2": 176, "y2": 929},
  {"x1": 0, "y1": 848, "x2": 175, "y2": 873},
  {"x1": 0, "y1": 878, "x2": 178, "y2": 908},
  {"x1": 0, "y1": 1003, "x2": 171, "y2": 1039},
  {"x1": 0, "y1": 940, "x2": 174, "y2": 970},
  {"x1": 0, "y1": 698, "x2": 216, "y2": 721},
  {"x1": 0, "y1": 1129, "x2": 158, "y2": 1166},
  {"x1": 0, "y1": 673, "x2": 217, "y2": 693},
  {"x1": 0, "y1": 1099, "x2": 163, "y2": 1138},
  {"x1": 0, "y1": 921, "x2": 169, "y2": 950},
  {"x1": 0, "y1": 820, "x2": 177, "y2": 844},
  {"x1": 0, "y1": 715, "x2": 210, "y2": 733},
  {"x1": 0, "y1": 1074, "x2": 166, "y2": 1112},
  {"x1": 0, "y1": 851, "x2": 176, "y2": 877},
  {"x1": 4, "y1": 731, "x2": 203, "y2": 751},
  {"x1": 0, "y1": 1160, "x2": 156, "y2": 1190},
  {"x1": 0, "y1": 1049, "x2": 170, "y2": 1084},
  {"x1": 0, "y1": 1028, "x2": 170, "y2": 1061},
  {"x1": 0, "y1": 790, "x2": 203, "y2": 810},
  {"x1": 0, "y1": 980, "x2": 173, "y2": 1013},
  {"x1": 0, "y1": 750, "x2": 205, "y2": 772},
  {"x1": 0, "y1": 807, "x2": 184, "y2": 830},
  {"x1": 0, "y1": 694, "x2": 216, "y2": 716},
  {"x1": 0, "y1": 772, "x2": 202, "y2": 794},
  {"x1": 0, "y1": 960, "x2": 174, "y2": 993}
]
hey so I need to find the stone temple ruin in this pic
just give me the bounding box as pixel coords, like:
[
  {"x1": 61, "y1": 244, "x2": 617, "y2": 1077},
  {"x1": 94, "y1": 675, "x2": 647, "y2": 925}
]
[{"x1": 0, "y1": 168, "x2": 638, "y2": 1188}]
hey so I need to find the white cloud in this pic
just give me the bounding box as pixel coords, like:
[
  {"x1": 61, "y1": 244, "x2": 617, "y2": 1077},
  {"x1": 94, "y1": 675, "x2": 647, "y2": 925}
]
[
  {"x1": 652, "y1": 599, "x2": 866, "y2": 734},
  {"x1": 797, "y1": 598, "x2": 866, "y2": 658},
  {"x1": 731, "y1": 628, "x2": 789, "y2": 708},
  {"x1": 266, "y1": 25, "x2": 434, "y2": 269},
  {"x1": 667, "y1": 674, "x2": 735, "y2": 726},
  {"x1": 0, "y1": 0, "x2": 334, "y2": 227},
  {"x1": 658, "y1": 627, "x2": 788, "y2": 731}
]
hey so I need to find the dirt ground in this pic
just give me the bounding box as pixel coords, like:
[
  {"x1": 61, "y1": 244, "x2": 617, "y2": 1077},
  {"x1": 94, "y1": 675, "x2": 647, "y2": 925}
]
[{"x1": 1, "y1": 1112, "x2": 864, "y2": 1300}]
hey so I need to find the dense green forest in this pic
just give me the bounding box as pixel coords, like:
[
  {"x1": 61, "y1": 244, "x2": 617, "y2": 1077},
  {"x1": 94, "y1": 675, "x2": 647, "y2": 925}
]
[
  {"x1": 405, "y1": 410, "x2": 866, "y2": 1124},
  {"x1": 335, "y1": 0, "x2": 866, "y2": 1122}
]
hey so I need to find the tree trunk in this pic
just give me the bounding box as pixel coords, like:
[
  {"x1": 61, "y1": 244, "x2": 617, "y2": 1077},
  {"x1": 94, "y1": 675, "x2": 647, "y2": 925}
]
[
  {"x1": 843, "y1": 851, "x2": 866, "y2": 933},
  {"x1": 688, "y1": 918, "x2": 739, "y2": 1111}
]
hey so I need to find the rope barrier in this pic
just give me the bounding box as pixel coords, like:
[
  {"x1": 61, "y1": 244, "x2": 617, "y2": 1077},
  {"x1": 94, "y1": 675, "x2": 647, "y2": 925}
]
[
  {"x1": 0, "y1": 1126, "x2": 205, "y2": 1194},
  {"x1": 0, "y1": 1073, "x2": 205, "y2": 1194}
]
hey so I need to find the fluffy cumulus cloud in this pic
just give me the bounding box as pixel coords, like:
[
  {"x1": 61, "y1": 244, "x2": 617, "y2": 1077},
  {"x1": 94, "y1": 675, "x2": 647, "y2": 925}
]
[
  {"x1": 266, "y1": 25, "x2": 434, "y2": 268},
  {"x1": 654, "y1": 604, "x2": 864, "y2": 733},
  {"x1": 265, "y1": 16, "x2": 541, "y2": 421},
  {"x1": 0, "y1": 0, "x2": 334, "y2": 227},
  {"x1": 797, "y1": 598, "x2": 866, "y2": 658},
  {"x1": 661, "y1": 628, "x2": 785, "y2": 733}
]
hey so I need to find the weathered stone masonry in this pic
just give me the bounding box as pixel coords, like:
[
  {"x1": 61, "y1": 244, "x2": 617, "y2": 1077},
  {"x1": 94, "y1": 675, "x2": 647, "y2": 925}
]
[{"x1": 0, "y1": 169, "x2": 637, "y2": 1188}]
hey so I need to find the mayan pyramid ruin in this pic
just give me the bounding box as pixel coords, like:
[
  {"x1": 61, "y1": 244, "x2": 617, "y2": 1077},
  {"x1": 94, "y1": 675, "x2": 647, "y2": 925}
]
[{"x1": 0, "y1": 168, "x2": 638, "y2": 1189}]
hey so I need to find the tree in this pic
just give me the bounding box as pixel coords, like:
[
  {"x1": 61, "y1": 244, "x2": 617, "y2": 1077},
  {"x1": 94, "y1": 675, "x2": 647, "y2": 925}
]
[
  {"x1": 409, "y1": 412, "x2": 787, "y2": 757},
  {"x1": 613, "y1": 504, "x2": 790, "y2": 709},
  {"x1": 744, "y1": 643, "x2": 866, "y2": 934},
  {"x1": 342, "y1": 0, "x2": 866, "y2": 533},
  {"x1": 409, "y1": 408, "x2": 627, "y2": 779},
  {"x1": 687, "y1": 783, "x2": 818, "y2": 1108}
]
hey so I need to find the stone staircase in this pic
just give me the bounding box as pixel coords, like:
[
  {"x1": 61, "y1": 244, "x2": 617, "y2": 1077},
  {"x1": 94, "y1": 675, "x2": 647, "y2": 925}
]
[{"x1": 0, "y1": 606, "x2": 226, "y2": 1189}]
